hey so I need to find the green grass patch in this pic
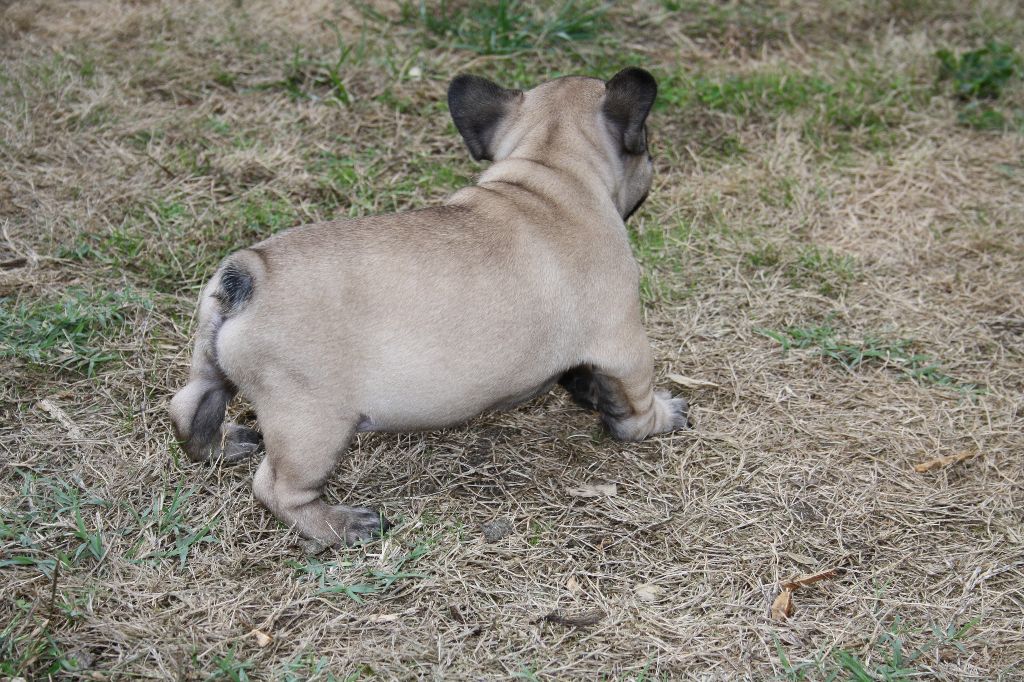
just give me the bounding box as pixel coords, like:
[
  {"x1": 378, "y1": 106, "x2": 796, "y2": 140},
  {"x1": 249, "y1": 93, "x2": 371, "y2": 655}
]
[
  {"x1": 936, "y1": 42, "x2": 1023, "y2": 131},
  {"x1": 60, "y1": 193, "x2": 297, "y2": 292},
  {"x1": 2, "y1": 475, "x2": 220, "y2": 576},
  {"x1": 265, "y1": 25, "x2": 366, "y2": 104},
  {"x1": 206, "y1": 647, "x2": 255, "y2": 682},
  {"x1": 681, "y1": 72, "x2": 833, "y2": 117},
  {"x1": 278, "y1": 654, "x2": 369, "y2": 682},
  {"x1": 953, "y1": 103, "x2": 1022, "y2": 131},
  {"x1": 1, "y1": 597, "x2": 89, "y2": 678},
  {"x1": 757, "y1": 324, "x2": 978, "y2": 391},
  {"x1": 310, "y1": 151, "x2": 376, "y2": 212},
  {"x1": 660, "y1": 64, "x2": 927, "y2": 152},
  {"x1": 311, "y1": 149, "x2": 471, "y2": 216},
  {"x1": 660, "y1": 0, "x2": 785, "y2": 46},
  {"x1": 126, "y1": 485, "x2": 220, "y2": 568},
  {"x1": 937, "y1": 41, "x2": 1021, "y2": 101},
  {"x1": 288, "y1": 544, "x2": 428, "y2": 603},
  {"x1": 400, "y1": 0, "x2": 608, "y2": 55},
  {"x1": 787, "y1": 246, "x2": 856, "y2": 296},
  {"x1": 747, "y1": 243, "x2": 856, "y2": 297},
  {"x1": 0, "y1": 473, "x2": 108, "y2": 576},
  {"x1": 628, "y1": 218, "x2": 698, "y2": 305},
  {"x1": 777, "y1": 616, "x2": 978, "y2": 681},
  {"x1": 0, "y1": 287, "x2": 151, "y2": 376}
]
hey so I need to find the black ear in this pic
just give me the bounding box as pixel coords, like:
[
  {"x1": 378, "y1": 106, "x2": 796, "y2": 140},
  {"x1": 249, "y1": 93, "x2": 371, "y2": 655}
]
[
  {"x1": 448, "y1": 75, "x2": 521, "y2": 161},
  {"x1": 603, "y1": 67, "x2": 658, "y2": 155}
]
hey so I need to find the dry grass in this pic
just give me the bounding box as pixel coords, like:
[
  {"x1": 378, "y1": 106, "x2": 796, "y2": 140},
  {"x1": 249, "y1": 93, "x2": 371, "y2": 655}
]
[{"x1": 2, "y1": 0, "x2": 1024, "y2": 679}]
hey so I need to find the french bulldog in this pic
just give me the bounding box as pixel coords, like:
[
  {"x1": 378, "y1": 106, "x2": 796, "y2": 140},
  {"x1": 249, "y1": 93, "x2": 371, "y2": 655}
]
[{"x1": 169, "y1": 67, "x2": 688, "y2": 545}]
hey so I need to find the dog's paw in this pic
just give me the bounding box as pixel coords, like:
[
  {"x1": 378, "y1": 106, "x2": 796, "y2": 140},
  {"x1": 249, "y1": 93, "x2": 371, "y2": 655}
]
[
  {"x1": 605, "y1": 390, "x2": 689, "y2": 440},
  {"x1": 667, "y1": 395, "x2": 689, "y2": 430},
  {"x1": 654, "y1": 389, "x2": 689, "y2": 432},
  {"x1": 324, "y1": 505, "x2": 392, "y2": 546}
]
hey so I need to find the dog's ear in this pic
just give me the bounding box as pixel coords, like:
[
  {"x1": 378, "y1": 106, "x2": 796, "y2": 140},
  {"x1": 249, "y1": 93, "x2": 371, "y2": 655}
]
[
  {"x1": 603, "y1": 67, "x2": 657, "y2": 155},
  {"x1": 448, "y1": 75, "x2": 522, "y2": 162}
]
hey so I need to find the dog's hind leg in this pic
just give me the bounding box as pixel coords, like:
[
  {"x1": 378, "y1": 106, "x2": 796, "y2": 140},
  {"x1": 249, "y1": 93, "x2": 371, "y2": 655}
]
[
  {"x1": 585, "y1": 334, "x2": 688, "y2": 441},
  {"x1": 169, "y1": 278, "x2": 263, "y2": 464},
  {"x1": 559, "y1": 365, "x2": 600, "y2": 410},
  {"x1": 252, "y1": 406, "x2": 390, "y2": 546}
]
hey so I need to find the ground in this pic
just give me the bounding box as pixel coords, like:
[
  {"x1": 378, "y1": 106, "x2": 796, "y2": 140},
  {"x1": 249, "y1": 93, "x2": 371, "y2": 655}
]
[{"x1": 2, "y1": 1, "x2": 1023, "y2": 680}]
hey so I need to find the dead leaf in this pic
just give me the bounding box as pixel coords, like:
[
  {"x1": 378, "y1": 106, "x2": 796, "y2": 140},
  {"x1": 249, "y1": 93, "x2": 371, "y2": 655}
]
[
  {"x1": 666, "y1": 373, "x2": 719, "y2": 389},
  {"x1": 773, "y1": 567, "x2": 841, "y2": 622},
  {"x1": 37, "y1": 399, "x2": 85, "y2": 440},
  {"x1": 781, "y1": 568, "x2": 840, "y2": 591},
  {"x1": 913, "y1": 451, "x2": 976, "y2": 473},
  {"x1": 634, "y1": 582, "x2": 664, "y2": 602},
  {"x1": 250, "y1": 629, "x2": 272, "y2": 647},
  {"x1": 566, "y1": 575, "x2": 580, "y2": 593},
  {"x1": 566, "y1": 482, "x2": 617, "y2": 498},
  {"x1": 771, "y1": 589, "x2": 794, "y2": 621}
]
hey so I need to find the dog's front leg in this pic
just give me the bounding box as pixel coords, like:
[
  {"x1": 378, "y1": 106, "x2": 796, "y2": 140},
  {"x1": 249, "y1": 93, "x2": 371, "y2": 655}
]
[
  {"x1": 583, "y1": 335, "x2": 688, "y2": 441},
  {"x1": 251, "y1": 409, "x2": 390, "y2": 545}
]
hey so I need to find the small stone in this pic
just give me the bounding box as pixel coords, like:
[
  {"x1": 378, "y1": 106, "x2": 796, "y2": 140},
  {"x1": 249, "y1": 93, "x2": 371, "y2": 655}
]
[
  {"x1": 480, "y1": 518, "x2": 514, "y2": 542},
  {"x1": 635, "y1": 582, "x2": 664, "y2": 602},
  {"x1": 250, "y1": 629, "x2": 273, "y2": 647}
]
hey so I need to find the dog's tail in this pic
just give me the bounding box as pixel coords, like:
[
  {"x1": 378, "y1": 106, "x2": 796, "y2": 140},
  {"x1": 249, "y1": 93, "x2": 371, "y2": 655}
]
[{"x1": 168, "y1": 249, "x2": 264, "y2": 462}]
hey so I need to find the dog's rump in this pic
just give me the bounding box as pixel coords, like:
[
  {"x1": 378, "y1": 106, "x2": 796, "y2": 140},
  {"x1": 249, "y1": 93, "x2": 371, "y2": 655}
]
[{"x1": 212, "y1": 248, "x2": 267, "y2": 316}]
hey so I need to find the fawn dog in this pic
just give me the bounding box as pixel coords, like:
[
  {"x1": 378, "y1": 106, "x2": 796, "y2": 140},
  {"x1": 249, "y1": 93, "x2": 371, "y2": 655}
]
[{"x1": 169, "y1": 68, "x2": 688, "y2": 545}]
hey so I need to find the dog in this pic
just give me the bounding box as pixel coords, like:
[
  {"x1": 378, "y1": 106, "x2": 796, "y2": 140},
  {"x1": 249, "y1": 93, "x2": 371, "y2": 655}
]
[{"x1": 169, "y1": 67, "x2": 688, "y2": 546}]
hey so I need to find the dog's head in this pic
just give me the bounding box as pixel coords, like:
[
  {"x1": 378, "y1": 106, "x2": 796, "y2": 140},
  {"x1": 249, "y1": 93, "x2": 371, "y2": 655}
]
[{"x1": 448, "y1": 68, "x2": 658, "y2": 221}]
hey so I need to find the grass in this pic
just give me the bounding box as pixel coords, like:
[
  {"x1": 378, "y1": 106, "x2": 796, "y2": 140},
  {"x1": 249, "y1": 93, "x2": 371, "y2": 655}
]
[
  {"x1": 746, "y1": 244, "x2": 856, "y2": 296},
  {"x1": 208, "y1": 648, "x2": 255, "y2": 682},
  {"x1": 288, "y1": 543, "x2": 429, "y2": 603},
  {"x1": 266, "y1": 25, "x2": 364, "y2": 104},
  {"x1": 278, "y1": 653, "x2": 367, "y2": 681},
  {"x1": 628, "y1": 218, "x2": 696, "y2": 304},
  {"x1": 1, "y1": 597, "x2": 86, "y2": 678},
  {"x1": 756, "y1": 324, "x2": 978, "y2": 391},
  {"x1": 0, "y1": 288, "x2": 151, "y2": 376},
  {"x1": 778, "y1": 617, "x2": 979, "y2": 680},
  {"x1": 659, "y1": 0, "x2": 786, "y2": 46},
  {"x1": 127, "y1": 484, "x2": 221, "y2": 568},
  {"x1": 936, "y1": 41, "x2": 1023, "y2": 130},
  {"x1": 400, "y1": 0, "x2": 609, "y2": 55},
  {"x1": 60, "y1": 193, "x2": 297, "y2": 291},
  {"x1": 660, "y1": 63, "x2": 927, "y2": 151},
  {"x1": 1, "y1": 473, "x2": 108, "y2": 576},
  {"x1": 2, "y1": 0, "x2": 1023, "y2": 679},
  {"x1": 310, "y1": 149, "x2": 469, "y2": 216},
  {"x1": 937, "y1": 41, "x2": 1021, "y2": 101}
]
